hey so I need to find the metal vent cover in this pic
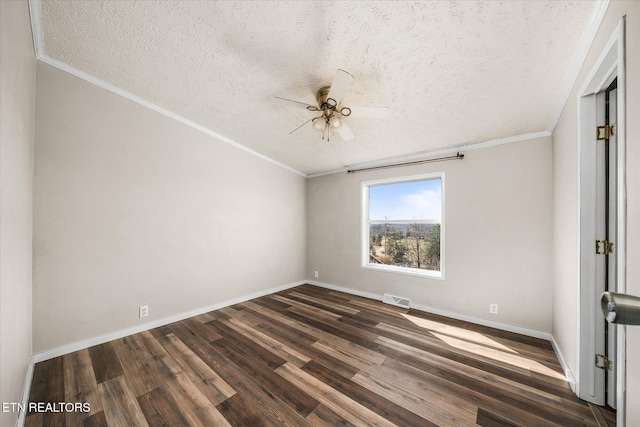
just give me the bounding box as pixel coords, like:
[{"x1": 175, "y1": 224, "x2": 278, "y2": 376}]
[{"x1": 382, "y1": 293, "x2": 411, "y2": 309}]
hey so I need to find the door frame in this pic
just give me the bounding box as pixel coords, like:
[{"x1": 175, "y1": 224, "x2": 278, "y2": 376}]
[{"x1": 577, "y1": 17, "x2": 626, "y2": 422}]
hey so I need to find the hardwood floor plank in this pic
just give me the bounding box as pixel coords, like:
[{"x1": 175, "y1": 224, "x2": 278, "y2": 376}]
[
  {"x1": 28, "y1": 356, "x2": 65, "y2": 404},
  {"x1": 146, "y1": 352, "x2": 231, "y2": 427},
  {"x1": 305, "y1": 404, "x2": 357, "y2": 427},
  {"x1": 183, "y1": 317, "x2": 223, "y2": 343},
  {"x1": 88, "y1": 342, "x2": 124, "y2": 384},
  {"x1": 137, "y1": 387, "x2": 191, "y2": 427},
  {"x1": 476, "y1": 407, "x2": 520, "y2": 427},
  {"x1": 284, "y1": 291, "x2": 360, "y2": 315},
  {"x1": 97, "y1": 376, "x2": 148, "y2": 427},
  {"x1": 285, "y1": 309, "x2": 379, "y2": 350},
  {"x1": 376, "y1": 328, "x2": 533, "y2": 377},
  {"x1": 270, "y1": 294, "x2": 344, "y2": 321},
  {"x1": 237, "y1": 305, "x2": 319, "y2": 347},
  {"x1": 83, "y1": 411, "x2": 108, "y2": 427},
  {"x1": 238, "y1": 302, "x2": 363, "y2": 378},
  {"x1": 24, "y1": 413, "x2": 44, "y2": 427},
  {"x1": 251, "y1": 295, "x2": 292, "y2": 312},
  {"x1": 165, "y1": 323, "x2": 313, "y2": 426},
  {"x1": 375, "y1": 341, "x2": 597, "y2": 427},
  {"x1": 110, "y1": 334, "x2": 166, "y2": 397},
  {"x1": 589, "y1": 403, "x2": 617, "y2": 427},
  {"x1": 223, "y1": 317, "x2": 311, "y2": 367},
  {"x1": 63, "y1": 349, "x2": 103, "y2": 425},
  {"x1": 205, "y1": 319, "x2": 287, "y2": 369},
  {"x1": 352, "y1": 364, "x2": 478, "y2": 426},
  {"x1": 216, "y1": 394, "x2": 272, "y2": 427},
  {"x1": 210, "y1": 337, "x2": 320, "y2": 416},
  {"x1": 26, "y1": 356, "x2": 66, "y2": 426},
  {"x1": 373, "y1": 317, "x2": 577, "y2": 399},
  {"x1": 407, "y1": 307, "x2": 552, "y2": 350},
  {"x1": 215, "y1": 306, "x2": 240, "y2": 319},
  {"x1": 276, "y1": 362, "x2": 398, "y2": 427},
  {"x1": 158, "y1": 332, "x2": 236, "y2": 402},
  {"x1": 346, "y1": 297, "x2": 410, "y2": 317},
  {"x1": 191, "y1": 312, "x2": 217, "y2": 323},
  {"x1": 302, "y1": 360, "x2": 436, "y2": 427},
  {"x1": 292, "y1": 284, "x2": 353, "y2": 303},
  {"x1": 311, "y1": 340, "x2": 383, "y2": 371},
  {"x1": 242, "y1": 301, "x2": 328, "y2": 340},
  {"x1": 323, "y1": 312, "x2": 382, "y2": 343},
  {"x1": 120, "y1": 333, "x2": 231, "y2": 427},
  {"x1": 253, "y1": 321, "x2": 360, "y2": 378},
  {"x1": 377, "y1": 357, "x2": 565, "y2": 427},
  {"x1": 138, "y1": 330, "x2": 235, "y2": 409}
]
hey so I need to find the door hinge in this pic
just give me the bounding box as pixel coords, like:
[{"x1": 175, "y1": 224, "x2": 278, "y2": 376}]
[
  {"x1": 595, "y1": 354, "x2": 613, "y2": 371},
  {"x1": 596, "y1": 240, "x2": 614, "y2": 255},
  {"x1": 597, "y1": 125, "x2": 615, "y2": 140}
]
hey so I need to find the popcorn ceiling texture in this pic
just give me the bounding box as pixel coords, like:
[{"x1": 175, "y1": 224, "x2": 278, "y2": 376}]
[{"x1": 40, "y1": 1, "x2": 595, "y2": 175}]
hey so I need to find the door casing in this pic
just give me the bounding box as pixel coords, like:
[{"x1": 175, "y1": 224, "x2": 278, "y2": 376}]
[{"x1": 577, "y1": 18, "x2": 626, "y2": 424}]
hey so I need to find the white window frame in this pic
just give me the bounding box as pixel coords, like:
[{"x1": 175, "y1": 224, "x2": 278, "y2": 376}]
[{"x1": 361, "y1": 172, "x2": 445, "y2": 279}]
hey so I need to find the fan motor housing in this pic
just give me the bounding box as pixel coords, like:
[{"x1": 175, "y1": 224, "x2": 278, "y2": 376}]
[{"x1": 315, "y1": 86, "x2": 331, "y2": 107}]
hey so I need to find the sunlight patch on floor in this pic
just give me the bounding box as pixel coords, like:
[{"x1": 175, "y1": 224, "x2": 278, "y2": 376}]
[
  {"x1": 401, "y1": 313, "x2": 518, "y2": 354},
  {"x1": 432, "y1": 332, "x2": 566, "y2": 380}
]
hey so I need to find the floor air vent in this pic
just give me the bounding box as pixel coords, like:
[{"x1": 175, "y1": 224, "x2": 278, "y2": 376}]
[{"x1": 382, "y1": 293, "x2": 411, "y2": 309}]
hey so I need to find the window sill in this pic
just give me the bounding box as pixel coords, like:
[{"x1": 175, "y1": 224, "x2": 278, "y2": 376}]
[{"x1": 361, "y1": 264, "x2": 444, "y2": 280}]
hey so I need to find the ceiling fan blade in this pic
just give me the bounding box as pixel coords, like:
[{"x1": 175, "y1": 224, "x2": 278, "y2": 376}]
[
  {"x1": 348, "y1": 106, "x2": 390, "y2": 119},
  {"x1": 272, "y1": 97, "x2": 319, "y2": 111},
  {"x1": 288, "y1": 117, "x2": 315, "y2": 135},
  {"x1": 327, "y1": 69, "x2": 354, "y2": 105},
  {"x1": 337, "y1": 121, "x2": 354, "y2": 141}
]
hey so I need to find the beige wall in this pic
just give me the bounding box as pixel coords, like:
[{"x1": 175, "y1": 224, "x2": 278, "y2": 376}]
[
  {"x1": 32, "y1": 63, "x2": 307, "y2": 354},
  {"x1": 0, "y1": 1, "x2": 36, "y2": 426},
  {"x1": 308, "y1": 138, "x2": 554, "y2": 333},
  {"x1": 552, "y1": 1, "x2": 639, "y2": 424}
]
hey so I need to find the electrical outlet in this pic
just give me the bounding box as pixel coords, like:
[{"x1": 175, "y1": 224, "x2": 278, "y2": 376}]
[
  {"x1": 314, "y1": 271, "x2": 319, "y2": 278},
  {"x1": 489, "y1": 304, "x2": 498, "y2": 315},
  {"x1": 139, "y1": 305, "x2": 149, "y2": 318}
]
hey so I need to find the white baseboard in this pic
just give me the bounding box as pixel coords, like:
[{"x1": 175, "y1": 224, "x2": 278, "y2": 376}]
[
  {"x1": 16, "y1": 355, "x2": 35, "y2": 427},
  {"x1": 551, "y1": 335, "x2": 577, "y2": 392},
  {"x1": 307, "y1": 280, "x2": 552, "y2": 340},
  {"x1": 33, "y1": 280, "x2": 306, "y2": 363}
]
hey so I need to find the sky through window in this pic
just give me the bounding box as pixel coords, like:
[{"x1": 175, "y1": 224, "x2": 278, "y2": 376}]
[{"x1": 369, "y1": 179, "x2": 442, "y2": 221}]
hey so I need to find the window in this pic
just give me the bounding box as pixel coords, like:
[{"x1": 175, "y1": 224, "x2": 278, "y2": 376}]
[{"x1": 361, "y1": 173, "x2": 443, "y2": 278}]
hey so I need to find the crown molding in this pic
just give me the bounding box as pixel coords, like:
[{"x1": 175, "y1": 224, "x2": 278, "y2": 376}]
[{"x1": 28, "y1": 0, "x2": 43, "y2": 57}]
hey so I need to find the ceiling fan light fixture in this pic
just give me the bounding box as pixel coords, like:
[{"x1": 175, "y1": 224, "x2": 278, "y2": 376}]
[
  {"x1": 312, "y1": 117, "x2": 325, "y2": 130},
  {"x1": 329, "y1": 115, "x2": 342, "y2": 128}
]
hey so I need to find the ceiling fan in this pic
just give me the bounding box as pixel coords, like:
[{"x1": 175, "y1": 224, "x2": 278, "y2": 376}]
[{"x1": 272, "y1": 69, "x2": 390, "y2": 142}]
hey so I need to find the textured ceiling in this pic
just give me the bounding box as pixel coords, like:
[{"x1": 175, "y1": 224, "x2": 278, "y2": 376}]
[{"x1": 39, "y1": 0, "x2": 597, "y2": 175}]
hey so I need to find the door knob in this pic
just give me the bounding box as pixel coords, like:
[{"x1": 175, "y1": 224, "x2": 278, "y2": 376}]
[{"x1": 601, "y1": 292, "x2": 640, "y2": 325}]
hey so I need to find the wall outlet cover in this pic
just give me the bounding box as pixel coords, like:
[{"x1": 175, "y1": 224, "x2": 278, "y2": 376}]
[{"x1": 139, "y1": 305, "x2": 149, "y2": 318}]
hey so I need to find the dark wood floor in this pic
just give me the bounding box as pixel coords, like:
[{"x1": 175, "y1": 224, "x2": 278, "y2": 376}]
[{"x1": 26, "y1": 284, "x2": 613, "y2": 426}]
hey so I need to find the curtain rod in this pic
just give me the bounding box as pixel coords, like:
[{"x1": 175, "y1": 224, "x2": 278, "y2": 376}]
[{"x1": 347, "y1": 152, "x2": 464, "y2": 174}]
